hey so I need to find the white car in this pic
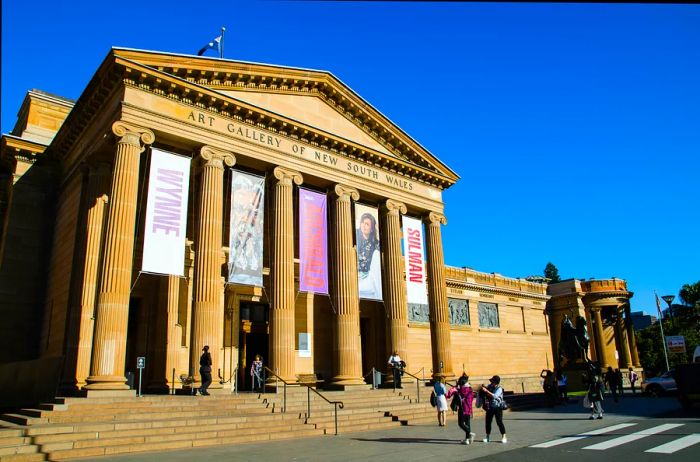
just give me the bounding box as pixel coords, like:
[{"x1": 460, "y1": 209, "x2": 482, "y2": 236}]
[{"x1": 641, "y1": 371, "x2": 677, "y2": 396}]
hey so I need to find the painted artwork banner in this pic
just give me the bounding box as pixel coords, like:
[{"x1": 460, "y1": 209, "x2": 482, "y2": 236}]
[
  {"x1": 299, "y1": 189, "x2": 328, "y2": 294},
  {"x1": 403, "y1": 215, "x2": 428, "y2": 320},
  {"x1": 355, "y1": 203, "x2": 383, "y2": 301},
  {"x1": 228, "y1": 170, "x2": 265, "y2": 286},
  {"x1": 141, "y1": 148, "x2": 191, "y2": 276}
]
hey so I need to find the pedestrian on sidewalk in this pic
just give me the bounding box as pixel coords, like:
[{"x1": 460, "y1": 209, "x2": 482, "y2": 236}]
[
  {"x1": 199, "y1": 345, "x2": 212, "y2": 396},
  {"x1": 615, "y1": 368, "x2": 624, "y2": 398},
  {"x1": 433, "y1": 377, "x2": 448, "y2": 427},
  {"x1": 446, "y1": 374, "x2": 475, "y2": 444},
  {"x1": 480, "y1": 375, "x2": 507, "y2": 444},
  {"x1": 628, "y1": 368, "x2": 639, "y2": 394},
  {"x1": 587, "y1": 375, "x2": 605, "y2": 419},
  {"x1": 605, "y1": 367, "x2": 619, "y2": 403}
]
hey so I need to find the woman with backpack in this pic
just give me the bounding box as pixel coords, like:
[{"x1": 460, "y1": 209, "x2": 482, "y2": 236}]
[
  {"x1": 480, "y1": 375, "x2": 507, "y2": 443},
  {"x1": 433, "y1": 377, "x2": 448, "y2": 426},
  {"x1": 446, "y1": 374, "x2": 475, "y2": 444}
]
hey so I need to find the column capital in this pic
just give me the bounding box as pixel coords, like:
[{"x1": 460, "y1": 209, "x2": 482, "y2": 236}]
[
  {"x1": 589, "y1": 305, "x2": 602, "y2": 313},
  {"x1": 382, "y1": 199, "x2": 407, "y2": 215},
  {"x1": 273, "y1": 166, "x2": 303, "y2": 186},
  {"x1": 111, "y1": 121, "x2": 155, "y2": 148},
  {"x1": 425, "y1": 211, "x2": 447, "y2": 226},
  {"x1": 333, "y1": 184, "x2": 359, "y2": 201},
  {"x1": 198, "y1": 146, "x2": 236, "y2": 169}
]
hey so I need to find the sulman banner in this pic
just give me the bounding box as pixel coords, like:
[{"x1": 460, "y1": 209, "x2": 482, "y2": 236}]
[
  {"x1": 355, "y1": 203, "x2": 383, "y2": 301},
  {"x1": 403, "y1": 216, "x2": 428, "y2": 318},
  {"x1": 299, "y1": 189, "x2": 328, "y2": 294},
  {"x1": 228, "y1": 171, "x2": 265, "y2": 286},
  {"x1": 141, "y1": 148, "x2": 191, "y2": 276}
]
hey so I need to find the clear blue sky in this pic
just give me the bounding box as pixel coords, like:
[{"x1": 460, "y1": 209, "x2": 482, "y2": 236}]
[{"x1": 2, "y1": 1, "x2": 699, "y2": 315}]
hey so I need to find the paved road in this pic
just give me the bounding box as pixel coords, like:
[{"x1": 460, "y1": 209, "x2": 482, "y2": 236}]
[{"x1": 83, "y1": 396, "x2": 699, "y2": 462}]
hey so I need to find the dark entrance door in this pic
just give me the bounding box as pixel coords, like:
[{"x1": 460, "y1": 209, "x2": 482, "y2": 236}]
[
  {"x1": 360, "y1": 317, "x2": 371, "y2": 384},
  {"x1": 239, "y1": 302, "x2": 269, "y2": 391}
]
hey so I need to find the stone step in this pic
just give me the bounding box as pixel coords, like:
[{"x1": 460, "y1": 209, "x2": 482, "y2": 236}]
[
  {"x1": 0, "y1": 453, "x2": 46, "y2": 462},
  {"x1": 31, "y1": 415, "x2": 315, "y2": 445},
  {"x1": 0, "y1": 445, "x2": 38, "y2": 457},
  {"x1": 47, "y1": 427, "x2": 325, "y2": 460},
  {"x1": 0, "y1": 438, "x2": 31, "y2": 448}
]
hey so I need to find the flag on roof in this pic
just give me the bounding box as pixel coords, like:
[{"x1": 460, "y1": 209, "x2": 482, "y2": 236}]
[{"x1": 197, "y1": 35, "x2": 222, "y2": 57}]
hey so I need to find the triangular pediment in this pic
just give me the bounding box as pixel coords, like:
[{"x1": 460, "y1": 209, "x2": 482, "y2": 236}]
[
  {"x1": 61, "y1": 48, "x2": 459, "y2": 189},
  {"x1": 217, "y1": 90, "x2": 393, "y2": 156}
]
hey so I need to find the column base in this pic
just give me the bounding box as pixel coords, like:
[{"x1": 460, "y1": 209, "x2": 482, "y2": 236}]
[{"x1": 84, "y1": 375, "x2": 130, "y2": 390}]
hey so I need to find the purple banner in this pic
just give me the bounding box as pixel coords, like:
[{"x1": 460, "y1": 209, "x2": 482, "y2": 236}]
[{"x1": 299, "y1": 189, "x2": 328, "y2": 294}]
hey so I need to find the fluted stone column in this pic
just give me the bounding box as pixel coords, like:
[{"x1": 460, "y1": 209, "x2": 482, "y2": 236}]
[
  {"x1": 190, "y1": 146, "x2": 235, "y2": 383},
  {"x1": 74, "y1": 162, "x2": 111, "y2": 389},
  {"x1": 330, "y1": 184, "x2": 365, "y2": 386},
  {"x1": 424, "y1": 212, "x2": 454, "y2": 380},
  {"x1": 380, "y1": 199, "x2": 408, "y2": 360},
  {"x1": 615, "y1": 305, "x2": 632, "y2": 368},
  {"x1": 85, "y1": 122, "x2": 154, "y2": 390},
  {"x1": 590, "y1": 306, "x2": 609, "y2": 368},
  {"x1": 270, "y1": 167, "x2": 303, "y2": 382},
  {"x1": 624, "y1": 302, "x2": 641, "y2": 367}
]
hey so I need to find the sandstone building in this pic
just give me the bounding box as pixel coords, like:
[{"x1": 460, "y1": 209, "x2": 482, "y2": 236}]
[{"x1": 1, "y1": 49, "x2": 585, "y2": 397}]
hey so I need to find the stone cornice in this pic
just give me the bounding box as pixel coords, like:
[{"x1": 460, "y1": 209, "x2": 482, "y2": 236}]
[
  {"x1": 111, "y1": 49, "x2": 459, "y2": 185},
  {"x1": 446, "y1": 278, "x2": 550, "y2": 302},
  {"x1": 1, "y1": 135, "x2": 46, "y2": 167}
]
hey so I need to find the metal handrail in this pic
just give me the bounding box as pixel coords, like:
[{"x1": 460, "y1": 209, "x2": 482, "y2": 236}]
[
  {"x1": 402, "y1": 369, "x2": 429, "y2": 403},
  {"x1": 263, "y1": 367, "x2": 344, "y2": 435}
]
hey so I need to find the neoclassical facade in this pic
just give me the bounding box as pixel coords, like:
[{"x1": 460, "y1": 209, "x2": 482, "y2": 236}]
[
  {"x1": 547, "y1": 278, "x2": 640, "y2": 371},
  {"x1": 1, "y1": 49, "x2": 555, "y2": 395}
]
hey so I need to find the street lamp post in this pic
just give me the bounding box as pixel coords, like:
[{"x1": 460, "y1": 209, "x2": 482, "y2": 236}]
[{"x1": 661, "y1": 295, "x2": 675, "y2": 320}]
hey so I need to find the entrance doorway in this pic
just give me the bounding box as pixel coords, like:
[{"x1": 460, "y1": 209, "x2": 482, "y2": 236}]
[
  {"x1": 360, "y1": 318, "x2": 371, "y2": 384},
  {"x1": 238, "y1": 302, "x2": 269, "y2": 391}
]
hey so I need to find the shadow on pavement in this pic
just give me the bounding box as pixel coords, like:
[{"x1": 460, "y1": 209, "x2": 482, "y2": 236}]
[{"x1": 352, "y1": 437, "x2": 460, "y2": 445}]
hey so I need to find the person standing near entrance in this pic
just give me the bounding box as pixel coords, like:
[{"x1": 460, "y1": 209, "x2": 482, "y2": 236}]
[
  {"x1": 387, "y1": 351, "x2": 403, "y2": 389},
  {"x1": 587, "y1": 374, "x2": 605, "y2": 419},
  {"x1": 199, "y1": 345, "x2": 212, "y2": 396},
  {"x1": 251, "y1": 354, "x2": 264, "y2": 392}
]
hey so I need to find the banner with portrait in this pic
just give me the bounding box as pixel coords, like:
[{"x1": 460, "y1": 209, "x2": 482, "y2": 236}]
[
  {"x1": 141, "y1": 148, "x2": 191, "y2": 276},
  {"x1": 299, "y1": 189, "x2": 328, "y2": 294},
  {"x1": 228, "y1": 171, "x2": 265, "y2": 286},
  {"x1": 403, "y1": 215, "x2": 428, "y2": 321},
  {"x1": 355, "y1": 203, "x2": 383, "y2": 301}
]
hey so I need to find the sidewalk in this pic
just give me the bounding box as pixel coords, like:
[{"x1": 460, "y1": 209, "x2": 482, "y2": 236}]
[{"x1": 77, "y1": 397, "x2": 684, "y2": 462}]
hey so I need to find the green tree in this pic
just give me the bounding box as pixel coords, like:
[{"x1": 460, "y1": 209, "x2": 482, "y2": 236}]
[
  {"x1": 637, "y1": 301, "x2": 700, "y2": 374},
  {"x1": 544, "y1": 262, "x2": 561, "y2": 283},
  {"x1": 679, "y1": 281, "x2": 700, "y2": 307}
]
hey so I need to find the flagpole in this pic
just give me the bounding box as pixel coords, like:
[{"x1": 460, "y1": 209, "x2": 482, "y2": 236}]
[
  {"x1": 220, "y1": 26, "x2": 225, "y2": 59},
  {"x1": 655, "y1": 292, "x2": 671, "y2": 371}
]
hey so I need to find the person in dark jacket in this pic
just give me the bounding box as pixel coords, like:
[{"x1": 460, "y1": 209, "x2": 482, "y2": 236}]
[
  {"x1": 199, "y1": 345, "x2": 212, "y2": 396},
  {"x1": 480, "y1": 375, "x2": 507, "y2": 443}
]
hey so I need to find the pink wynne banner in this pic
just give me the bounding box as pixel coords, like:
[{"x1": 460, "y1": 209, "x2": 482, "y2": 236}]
[{"x1": 299, "y1": 189, "x2": 328, "y2": 294}]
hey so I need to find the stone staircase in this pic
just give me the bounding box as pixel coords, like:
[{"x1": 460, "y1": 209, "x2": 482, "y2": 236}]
[{"x1": 0, "y1": 386, "x2": 544, "y2": 461}]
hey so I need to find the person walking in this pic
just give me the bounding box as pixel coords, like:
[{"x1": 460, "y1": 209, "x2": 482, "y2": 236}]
[
  {"x1": 446, "y1": 375, "x2": 475, "y2": 444},
  {"x1": 615, "y1": 368, "x2": 624, "y2": 398},
  {"x1": 199, "y1": 345, "x2": 212, "y2": 396},
  {"x1": 250, "y1": 354, "x2": 263, "y2": 392},
  {"x1": 588, "y1": 374, "x2": 605, "y2": 419},
  {"x1": 433, "y1": 378, "x2": 448, "y2": 427},
  {"x1": 480, "y1": 375, "x2": 507, "y2": 444},
  {"x1": 387, "y1": 351, "x2": 403, "y2": 389},
  {"x1": 628, "y1": 368, "x2": 639, "y2": 394},
  {"x1": 605, "y1": 367, "x2": 618, "y2": 403}
]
